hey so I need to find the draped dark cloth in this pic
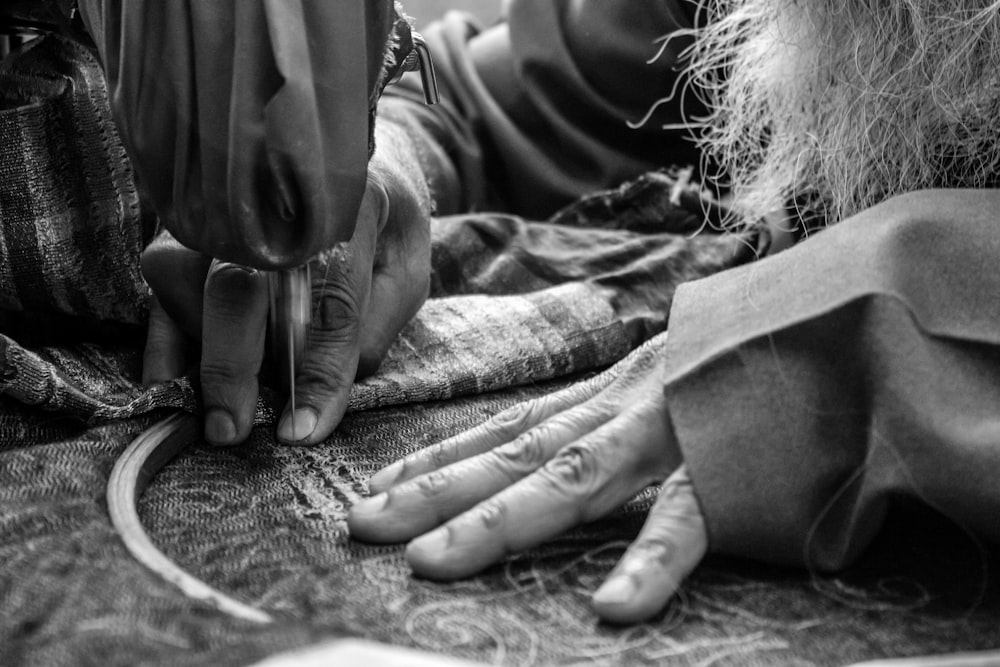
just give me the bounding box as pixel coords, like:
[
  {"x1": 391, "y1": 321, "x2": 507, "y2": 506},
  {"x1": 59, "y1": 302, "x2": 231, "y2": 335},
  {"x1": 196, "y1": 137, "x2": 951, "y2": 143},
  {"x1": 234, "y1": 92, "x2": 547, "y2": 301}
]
[{"x1": 75, "y1": 0, "x2": 395, "y2": 268}]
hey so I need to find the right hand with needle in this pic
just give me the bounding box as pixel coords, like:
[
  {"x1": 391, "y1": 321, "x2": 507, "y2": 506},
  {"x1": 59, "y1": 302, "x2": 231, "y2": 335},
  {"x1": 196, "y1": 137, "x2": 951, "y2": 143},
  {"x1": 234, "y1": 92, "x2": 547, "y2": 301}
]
[
  {"x1": 140, "y1": 140, "x2": 433, "y2": 447},
  {"x1": 73, "y1": 0, "x2": 431, "y2": 445}
]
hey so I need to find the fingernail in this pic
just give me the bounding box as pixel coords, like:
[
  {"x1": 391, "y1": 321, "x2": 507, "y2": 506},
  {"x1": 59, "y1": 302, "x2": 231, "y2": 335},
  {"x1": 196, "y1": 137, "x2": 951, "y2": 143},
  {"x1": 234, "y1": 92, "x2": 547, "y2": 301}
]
[
  {"x1": 278, "y1": 407, "x2": 317, "y2": 443},
  {"x1": 355, "y1": 492, "x2": 389, "y2": 514},
  {"x1": 409, "y1": 527, "x2": 450, "y2": 555},
  {"x1": 205, "y1": 409, "x2": 237, "y2": 446},
  {"x1": 593, "y1": 575, "x2": 638, "y2": 606},
  {"x1": 369, "y1": 462, "x2": 403, "y2": 492}
]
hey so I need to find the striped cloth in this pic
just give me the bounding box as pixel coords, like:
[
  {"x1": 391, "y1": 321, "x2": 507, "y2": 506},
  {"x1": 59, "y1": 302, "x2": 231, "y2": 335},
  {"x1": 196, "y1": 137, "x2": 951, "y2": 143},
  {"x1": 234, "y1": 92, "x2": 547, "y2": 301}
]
[{"x1": 0, "y1": 33, "x2": 149, "y2": 326}]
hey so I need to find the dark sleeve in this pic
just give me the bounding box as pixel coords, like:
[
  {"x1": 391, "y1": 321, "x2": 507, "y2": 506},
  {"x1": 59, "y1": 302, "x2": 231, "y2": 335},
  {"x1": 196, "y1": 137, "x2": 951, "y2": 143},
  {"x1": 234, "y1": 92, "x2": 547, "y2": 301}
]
[
  {"x1": 661, "y1": 189, "x2": 1000, "y2": 570},
  {"x1": 380, "y1": 0, "x2": 707, "y2": 217},
  {"x1": 76, "y1": 0, "x2": 394, "y2": 267}
]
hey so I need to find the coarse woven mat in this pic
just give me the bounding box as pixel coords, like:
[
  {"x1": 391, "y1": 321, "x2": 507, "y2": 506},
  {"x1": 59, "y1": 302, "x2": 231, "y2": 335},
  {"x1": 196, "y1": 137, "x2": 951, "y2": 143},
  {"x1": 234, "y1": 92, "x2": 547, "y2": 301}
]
[{"x1": 2, "y1": 34, "x2": 1000, "y2": 667}]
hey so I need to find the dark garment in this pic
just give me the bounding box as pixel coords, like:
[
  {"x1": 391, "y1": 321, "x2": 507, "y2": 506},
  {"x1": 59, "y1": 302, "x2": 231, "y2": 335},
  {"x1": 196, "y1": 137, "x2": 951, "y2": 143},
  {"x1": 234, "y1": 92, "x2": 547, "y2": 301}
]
[
  {"x1": 664, "y1": 190, "x2": 1000, "y2": 570},
  {"x1": 75, "y1": 0, "x2": 395, "y2": 267},
  {"x1": 380, "y1": 0, "x2": 707, "y2": 217}
]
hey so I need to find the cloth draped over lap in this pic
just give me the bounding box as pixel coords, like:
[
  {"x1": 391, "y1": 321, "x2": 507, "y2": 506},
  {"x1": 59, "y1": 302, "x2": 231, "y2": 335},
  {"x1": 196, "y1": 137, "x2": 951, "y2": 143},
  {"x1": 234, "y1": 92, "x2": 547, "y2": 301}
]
[{"x1": 0, "y1": 34, "x2": 751, "y2": 430}]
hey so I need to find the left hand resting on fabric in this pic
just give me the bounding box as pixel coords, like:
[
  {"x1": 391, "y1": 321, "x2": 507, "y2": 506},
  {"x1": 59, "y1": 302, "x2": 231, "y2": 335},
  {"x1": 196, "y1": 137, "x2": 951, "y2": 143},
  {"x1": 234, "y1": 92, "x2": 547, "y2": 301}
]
[{"x1": 347, "y1": 335, "x2": 708, "y2": 624}]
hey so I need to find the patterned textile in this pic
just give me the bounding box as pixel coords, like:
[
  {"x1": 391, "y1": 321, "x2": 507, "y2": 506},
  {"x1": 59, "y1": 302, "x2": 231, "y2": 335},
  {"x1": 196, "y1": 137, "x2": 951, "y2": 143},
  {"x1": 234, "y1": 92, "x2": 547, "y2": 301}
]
[
  {"x1": 2, "y1": 35, "x2": 1000, "y2": 667},
  {"x1": 0, "y1": 36, "x2": 746, "y2": 423},
  {"x1": 0, "y1": 34, "x2": 148, "y2": 326}
]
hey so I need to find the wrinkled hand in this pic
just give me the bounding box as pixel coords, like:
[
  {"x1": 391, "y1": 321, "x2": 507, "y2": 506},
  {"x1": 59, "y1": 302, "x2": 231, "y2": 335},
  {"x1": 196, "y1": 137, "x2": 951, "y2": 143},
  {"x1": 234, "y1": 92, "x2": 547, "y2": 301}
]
[
  {"x1": 347, "y1": 336, "x2": 709, "y2": 624},
  {"x1": 140, "y1": 155, "x2": 431, "y2": 446}
]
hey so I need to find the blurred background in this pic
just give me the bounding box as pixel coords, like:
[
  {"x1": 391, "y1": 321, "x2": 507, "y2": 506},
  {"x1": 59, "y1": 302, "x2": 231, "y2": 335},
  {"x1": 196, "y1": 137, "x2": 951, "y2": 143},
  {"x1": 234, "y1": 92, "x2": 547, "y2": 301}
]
[
  {"x1": 0, "y1": 2, "x2": 506, "y2": 60},
  {"x1": 403, "y1": 0, "x2": 502, "y2": 28}
]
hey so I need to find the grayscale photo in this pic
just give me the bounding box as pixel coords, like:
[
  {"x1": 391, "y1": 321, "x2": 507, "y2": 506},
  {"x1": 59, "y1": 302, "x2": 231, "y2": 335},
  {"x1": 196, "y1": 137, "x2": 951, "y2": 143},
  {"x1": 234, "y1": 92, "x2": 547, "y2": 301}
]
[{"x1": 2, "y1": 2, "x2": 999, "y2": 665}]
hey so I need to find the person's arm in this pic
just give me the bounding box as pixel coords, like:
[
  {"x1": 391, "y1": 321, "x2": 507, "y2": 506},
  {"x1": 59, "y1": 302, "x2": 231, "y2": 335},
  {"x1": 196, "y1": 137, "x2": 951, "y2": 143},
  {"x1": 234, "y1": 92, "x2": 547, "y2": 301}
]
[{"x1": 379, "y1": 0, "x2": 709, "y2": 217}]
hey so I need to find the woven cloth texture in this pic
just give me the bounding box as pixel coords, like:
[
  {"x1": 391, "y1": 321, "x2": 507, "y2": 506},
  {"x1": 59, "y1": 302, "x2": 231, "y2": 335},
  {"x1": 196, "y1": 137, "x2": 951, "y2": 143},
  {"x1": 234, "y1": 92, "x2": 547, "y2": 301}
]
[
  {"x1": 2, "y1": 35, "x2": 999, "y2": 667},
  {"x1": 0, "y1": 33, "x2": 148, "y2": 326}
]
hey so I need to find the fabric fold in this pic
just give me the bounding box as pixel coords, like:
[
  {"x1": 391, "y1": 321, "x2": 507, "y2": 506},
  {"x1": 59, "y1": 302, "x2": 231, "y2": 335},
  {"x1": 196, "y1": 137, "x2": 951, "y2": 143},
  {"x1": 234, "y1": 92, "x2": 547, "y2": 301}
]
[
  {"x1": 76, "y1": 0, "x2": 392, "y2": 268},
  {"x1": 663, "y1": 191, "x2": 1000, "y2": 570}
]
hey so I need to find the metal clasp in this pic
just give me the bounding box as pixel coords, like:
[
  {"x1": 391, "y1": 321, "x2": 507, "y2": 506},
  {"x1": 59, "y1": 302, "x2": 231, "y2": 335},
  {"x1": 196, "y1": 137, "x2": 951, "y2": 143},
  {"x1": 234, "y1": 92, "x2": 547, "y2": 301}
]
[{"x1": 390, "y1": 30, "x2": 440, "y2": 105}]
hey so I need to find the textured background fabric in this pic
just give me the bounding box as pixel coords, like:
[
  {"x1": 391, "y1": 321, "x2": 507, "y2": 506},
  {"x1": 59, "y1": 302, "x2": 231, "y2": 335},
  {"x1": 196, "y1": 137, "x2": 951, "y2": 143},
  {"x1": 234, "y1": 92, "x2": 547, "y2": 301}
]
[
  {"x1": 2, "y1": 34, "x2": 1000, "y2": 667},
  {"x1": 0, "y1": 35, "x2": 148, "y2": 326}
]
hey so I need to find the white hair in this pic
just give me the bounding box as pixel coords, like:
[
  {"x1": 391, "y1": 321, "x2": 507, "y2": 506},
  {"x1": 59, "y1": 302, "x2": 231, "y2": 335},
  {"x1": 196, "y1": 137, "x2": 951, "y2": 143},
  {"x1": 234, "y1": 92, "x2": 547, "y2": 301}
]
[{"x1": 685, "y1": 0, "x2": 1000, "y2": 227}]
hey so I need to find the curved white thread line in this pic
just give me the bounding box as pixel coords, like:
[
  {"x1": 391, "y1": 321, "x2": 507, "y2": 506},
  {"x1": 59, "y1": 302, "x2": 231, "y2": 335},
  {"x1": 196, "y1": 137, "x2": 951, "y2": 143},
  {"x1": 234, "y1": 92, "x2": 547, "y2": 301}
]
[{"x1": 107, "y1": 411, "x2": 273, "y2": 624}]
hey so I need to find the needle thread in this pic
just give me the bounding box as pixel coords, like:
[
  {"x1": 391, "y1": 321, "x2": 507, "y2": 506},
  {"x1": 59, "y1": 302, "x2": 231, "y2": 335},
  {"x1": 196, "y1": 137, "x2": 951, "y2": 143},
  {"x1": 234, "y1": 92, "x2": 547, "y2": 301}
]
[{"x1": 287, "y1": 316, "x2": 296, "y2": 442}]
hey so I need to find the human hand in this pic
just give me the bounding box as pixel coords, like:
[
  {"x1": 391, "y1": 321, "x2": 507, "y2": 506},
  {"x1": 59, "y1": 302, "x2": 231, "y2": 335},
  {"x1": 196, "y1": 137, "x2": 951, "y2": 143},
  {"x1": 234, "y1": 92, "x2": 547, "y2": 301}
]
[
  {"x1": 140, "y1": 154, "x2": 431, "y2": 446},
  {"x1": 347, "y1": 336, "x2": 709, "y2": 624}
]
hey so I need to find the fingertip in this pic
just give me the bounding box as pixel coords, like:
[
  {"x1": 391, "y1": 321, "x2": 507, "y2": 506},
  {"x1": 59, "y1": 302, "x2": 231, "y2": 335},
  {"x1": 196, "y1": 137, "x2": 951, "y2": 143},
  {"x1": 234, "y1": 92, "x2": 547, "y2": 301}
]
[
  {"x1": 368, "y1": 460, "x2": 404, "y2": 494},
  {"x1": 346, "y1": 492, "x2": 390, "y2": 542},
  {"x1": 349, "y1": 490, "x2": 444, "y2": 546},
  {"x1": 592, "y1": 575, "x2": 641, "y2": 624},
  {"x1": 277, "y1": 406, "x2": 319, "y2": 445},
  {"x1": 592, "y1": 572, "x2": 675, "y2": 625},
  {"x1": 204, "y1": 408, "x2": 240, "y2": 447},
  {"x1": 405, "y1": 528, "x2": 455, "y2": 579},
  {"x1": 280, "y1": 359, "x2": 356, "y2": 446}
]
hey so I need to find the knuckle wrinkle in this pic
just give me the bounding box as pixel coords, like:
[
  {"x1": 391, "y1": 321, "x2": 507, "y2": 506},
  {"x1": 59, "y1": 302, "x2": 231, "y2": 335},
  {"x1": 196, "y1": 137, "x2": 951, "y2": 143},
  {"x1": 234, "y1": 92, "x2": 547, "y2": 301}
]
[
  {"x1": 490, "y1": 401, "x2": 535, "y2": 433},
  {"x1": 544, "y1": 444, "x2": 598, "y2": 489},
  {"x1": 477, "y1": 500, "x2": 507, "y2": 529},
  {"x1": 315, "y1": 291, "x2": 361, "y2": 333},
  {"x1": 415, "y1": 469, "x2": 452, "y2": 499},
  {"x1": 496, "y1": 428, "x2": 547, "y2": 469}
]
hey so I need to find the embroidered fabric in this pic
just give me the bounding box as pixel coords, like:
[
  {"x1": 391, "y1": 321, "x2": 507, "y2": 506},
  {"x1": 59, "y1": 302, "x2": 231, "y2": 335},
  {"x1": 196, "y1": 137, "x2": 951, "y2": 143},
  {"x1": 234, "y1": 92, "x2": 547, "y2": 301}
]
[{"x1": 2, "y1": 33, "x2": 999, "y2": 667}]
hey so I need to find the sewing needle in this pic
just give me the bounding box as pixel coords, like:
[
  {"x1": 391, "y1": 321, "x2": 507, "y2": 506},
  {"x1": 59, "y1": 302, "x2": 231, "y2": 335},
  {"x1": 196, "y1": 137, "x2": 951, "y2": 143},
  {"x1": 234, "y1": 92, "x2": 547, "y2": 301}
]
[
  {"x1": 268, "y1": 265, "x2": 311, "y2": 441},
  {"x1": 287, "y1": 316, "x2": 296, "y2": 440}
]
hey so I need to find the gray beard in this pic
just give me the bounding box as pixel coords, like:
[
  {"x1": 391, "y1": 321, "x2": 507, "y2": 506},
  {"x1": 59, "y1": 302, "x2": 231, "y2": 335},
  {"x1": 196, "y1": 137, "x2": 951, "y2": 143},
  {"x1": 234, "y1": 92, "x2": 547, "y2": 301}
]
[{"x1": 685, "y1": 0, "x2": 1000, "y2": 227}]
